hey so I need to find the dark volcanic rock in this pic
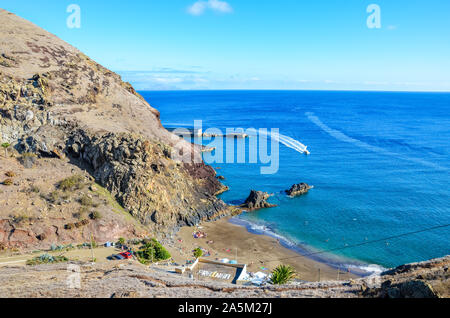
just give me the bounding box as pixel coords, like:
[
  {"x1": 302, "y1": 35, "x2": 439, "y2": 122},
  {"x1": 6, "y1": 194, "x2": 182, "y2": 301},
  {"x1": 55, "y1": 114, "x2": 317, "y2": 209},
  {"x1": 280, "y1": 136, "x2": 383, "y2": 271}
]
[
  {"x1": 241, "y1": 190, "x2": 277, "y2": 211},
  {"x1": 67, "y1": 129, "x2": 229, "y2": 231},
  {"x1": 285, "y1": 183, "x2": 312, "y2": 197},
  {"x1": 377, "y1": 280, "x2": 438, "y2": 298}
]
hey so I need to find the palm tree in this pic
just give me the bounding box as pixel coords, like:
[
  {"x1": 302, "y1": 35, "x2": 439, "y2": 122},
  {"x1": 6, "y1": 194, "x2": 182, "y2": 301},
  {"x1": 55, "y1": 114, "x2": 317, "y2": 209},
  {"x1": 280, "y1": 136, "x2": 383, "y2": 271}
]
[
  {"x1": 270, "y1": 264, "x2": 297, "y2": 285},
  {"x1": 193, "y1": 247, "x2": 203, "y2": 258},
  {"x1": 1, "y1": 142, "x2": 11, "y2": 158}
]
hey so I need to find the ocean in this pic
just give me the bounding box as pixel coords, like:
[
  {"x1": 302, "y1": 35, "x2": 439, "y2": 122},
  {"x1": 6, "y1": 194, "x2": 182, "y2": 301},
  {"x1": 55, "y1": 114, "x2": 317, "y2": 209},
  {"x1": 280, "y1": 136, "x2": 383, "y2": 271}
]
[{"x1": 140, "y1": 90, "x2": 450, "y2": 273}]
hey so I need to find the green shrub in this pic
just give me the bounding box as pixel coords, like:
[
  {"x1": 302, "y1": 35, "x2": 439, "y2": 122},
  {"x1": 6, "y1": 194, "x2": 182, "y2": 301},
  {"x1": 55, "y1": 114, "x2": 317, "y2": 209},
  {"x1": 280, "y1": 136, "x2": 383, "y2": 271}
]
[
  {"x1": 89, "y1": 211, "x2": 101, "y2": 220},
  {"x1": 136, "y1": 238, "x2": 171, "y2": 264},
  {"x1": 193, "y1": 248, "x2": 203, "y2": 259},
  {"x1": 58, "y1": 175, "x2": 84, "y2": 191},
  {"x1": 65, "y1": 223, "x2": 75, "y2": 230},
  {"x1": 22, "y1": 152, "x2": 35, "y2": 158},
  {"x1": 270, "y1": 265, "x2": 297, "y2": 285},
  {"x1": 29, "y1": 185, "x2": 40, "y2": 193},
  {"x1": 47, "y1": 190, "x2": 60, "y2": 203},
  {"x1": 2, "y1": 178, "x2": 13, "y2": 186},
  {"x1": 117, "y1": 237, "x2": 126, "y2": 245},
  {"x1": 1, "y1": 142, "x2": 10, "y2": 157},
  {"x1": 80, "y1": 194, "x2": 98, "y2": 207},
  {"x1": 5, "y1": 171, "x2": 15, "y2": 178},
  {"x1": 26, "y1": 254, "x2": 69, "y2": 266}
]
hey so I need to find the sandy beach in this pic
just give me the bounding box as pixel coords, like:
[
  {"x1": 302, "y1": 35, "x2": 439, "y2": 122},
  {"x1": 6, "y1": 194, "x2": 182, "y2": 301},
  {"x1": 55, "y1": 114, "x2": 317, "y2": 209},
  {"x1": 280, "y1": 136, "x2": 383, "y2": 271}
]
[{"x1": 166, "y1": 217, "x2": 357, "y2": 282}]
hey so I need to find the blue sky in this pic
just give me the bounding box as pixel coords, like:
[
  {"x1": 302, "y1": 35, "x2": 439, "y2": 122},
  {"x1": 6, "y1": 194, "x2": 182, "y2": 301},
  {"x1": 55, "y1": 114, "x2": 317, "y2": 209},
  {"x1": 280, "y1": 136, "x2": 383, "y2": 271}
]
[{"x1": 1, "y1": 0, "x2": 450, "y2": 91}]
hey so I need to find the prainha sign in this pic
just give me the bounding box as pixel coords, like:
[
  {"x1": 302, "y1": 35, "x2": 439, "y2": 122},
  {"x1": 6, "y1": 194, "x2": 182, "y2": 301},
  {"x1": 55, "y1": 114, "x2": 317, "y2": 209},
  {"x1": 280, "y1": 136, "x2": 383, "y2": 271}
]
[{"x1": 198, "y1": 270, "x2": 232, "y2": 280}]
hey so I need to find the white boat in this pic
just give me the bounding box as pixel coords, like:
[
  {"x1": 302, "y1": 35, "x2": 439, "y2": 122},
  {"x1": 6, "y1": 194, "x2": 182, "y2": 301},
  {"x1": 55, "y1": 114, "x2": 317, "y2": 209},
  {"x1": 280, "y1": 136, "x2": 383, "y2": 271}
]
[{"x1": 304, "y1": 147, "x2": 311, "y2": 155}]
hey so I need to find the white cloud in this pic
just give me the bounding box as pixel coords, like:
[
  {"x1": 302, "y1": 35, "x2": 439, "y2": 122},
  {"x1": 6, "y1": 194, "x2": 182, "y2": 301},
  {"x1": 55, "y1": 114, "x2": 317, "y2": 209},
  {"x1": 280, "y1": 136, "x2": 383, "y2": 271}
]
[
  {"x1": 117, "y1": 70, "x2": 211, "y2": 90},
  {"x1": 188, "y1": 1, "x2": 207, "y2": 15},
  {"x1": 153, "y1": 77, "x2": 184, "y2": 84},
  {"x1": 187, "y1": 0, "x2": 233, "y2": 16}
]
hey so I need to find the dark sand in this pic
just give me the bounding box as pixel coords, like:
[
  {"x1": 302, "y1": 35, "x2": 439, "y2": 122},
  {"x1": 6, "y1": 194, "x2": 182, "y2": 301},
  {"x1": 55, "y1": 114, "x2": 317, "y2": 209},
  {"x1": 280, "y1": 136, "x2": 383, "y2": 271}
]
[{"x1": 167, "y1": 217, "x2": 356, "y2": 282}]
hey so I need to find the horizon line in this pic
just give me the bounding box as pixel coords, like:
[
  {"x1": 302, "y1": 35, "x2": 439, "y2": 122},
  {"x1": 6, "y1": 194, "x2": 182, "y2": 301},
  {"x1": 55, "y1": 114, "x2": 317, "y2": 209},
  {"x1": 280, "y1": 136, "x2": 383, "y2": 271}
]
[{"x1": 135, "y1": 88, "x2": 450, "y2": 93}]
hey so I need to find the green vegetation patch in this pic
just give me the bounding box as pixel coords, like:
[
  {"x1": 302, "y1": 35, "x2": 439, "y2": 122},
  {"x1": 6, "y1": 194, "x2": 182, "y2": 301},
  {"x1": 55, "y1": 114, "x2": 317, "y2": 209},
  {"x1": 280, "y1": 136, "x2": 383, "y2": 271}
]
[
  {"x1": 94, "y1": 184, "x2": 135, "y2": 222},
  {"x1": 193, "y1": 247, "x2": 203, "y2": 258},
  {"x1": 5, "y1": 171, "x2": 16, "y2": 178},
  {"x1": 2, "y1": 178, "x2": 13, "y2": 186},
  {"x1": 89, "y1": 211, "x2": 101, "y2": 220},
  {"x1": 26, "y1": 254, "x2": 69, "y2": 266},
  {"x1": 79, "y1": 194, "x2": 95, "y2": 207},
  {"x1": 29, "y1": 185, "x2": 40, "y2": 193},
  {"x1": 1, "y1": 142, "x2": 11, "y2": 157},
  {"x1": 136, "y1": 238, "x2": 171, "y2": 264},
  {"x1": 270, "y1": 265, "x2": 297, "y2": 285},
  {"x1": 58, "y1": 175, "x2": 85, "y2": 192}
]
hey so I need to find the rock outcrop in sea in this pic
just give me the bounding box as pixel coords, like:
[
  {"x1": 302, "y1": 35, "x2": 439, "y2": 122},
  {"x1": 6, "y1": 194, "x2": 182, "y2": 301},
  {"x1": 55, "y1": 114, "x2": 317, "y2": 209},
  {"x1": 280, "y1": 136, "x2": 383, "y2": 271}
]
[
  {"x1": 285, "y1": 183, "x2": 312, "y2": 197},
  {"x1": 240, "y1": 190, "x2": 277, "y2": 211}
]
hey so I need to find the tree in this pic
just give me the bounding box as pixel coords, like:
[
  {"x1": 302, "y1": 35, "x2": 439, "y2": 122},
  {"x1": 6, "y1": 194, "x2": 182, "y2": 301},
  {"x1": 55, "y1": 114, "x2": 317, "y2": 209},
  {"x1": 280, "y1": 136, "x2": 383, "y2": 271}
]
[
  {"x1": 118, "y1": 237, "x2": 126, "y2": 246},
  {"x1": 270, "y1": 265, "x2": 297, "y2": 285},
  {"x1": 1, "y1": 143, "x2": 11, "y2": 158},
  {"x1": 193, "y1": 247, "x2": 203, "y2": 259},
  {"x1": 137, "y1": 239, "x2": 171, "y2": 264},
  {"x1": 151, "y1": 239, "x2": 171, "y2": 260}
]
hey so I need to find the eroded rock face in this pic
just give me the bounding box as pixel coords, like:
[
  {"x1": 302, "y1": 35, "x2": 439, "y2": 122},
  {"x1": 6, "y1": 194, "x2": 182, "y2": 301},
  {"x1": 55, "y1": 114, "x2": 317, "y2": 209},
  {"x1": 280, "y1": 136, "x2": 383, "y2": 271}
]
[
  {"x1": 0, "y1": 9, "x2": 231, "y2": 247},
  {"x1": 360, "y1": 256, "x2": 449, "y2": 298},
  {"x1": 285, "y1": 183, "x2": 312, "y2": 197},
  {"x1": 0, "y1": 217, "x2": 142, "y2": 250},
  {"x1": 241, "y1": 190, "x2": 277, "y2": 211},
  {"x1": 378, "y1": 280, "x2": 438, "y2": 298},
  {"x1": 67, "y1": 129, "x2": 229, "y2": 231}
]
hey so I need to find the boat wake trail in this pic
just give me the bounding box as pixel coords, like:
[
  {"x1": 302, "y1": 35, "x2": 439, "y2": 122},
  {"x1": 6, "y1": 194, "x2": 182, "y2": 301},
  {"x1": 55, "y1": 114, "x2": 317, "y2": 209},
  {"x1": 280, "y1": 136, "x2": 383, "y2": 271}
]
[
  {"x1": 306, "y1": 112, "x2": 448, "y2": 171},
  {"x1": 259, "y1": 130, "x2": 308, "y2": 155}
]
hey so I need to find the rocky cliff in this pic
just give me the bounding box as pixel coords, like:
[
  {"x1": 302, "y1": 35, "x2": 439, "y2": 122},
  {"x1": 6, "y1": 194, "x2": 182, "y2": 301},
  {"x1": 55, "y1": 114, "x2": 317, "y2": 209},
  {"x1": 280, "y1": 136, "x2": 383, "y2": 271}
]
[{"x1": 0, "y1": 9, "x2": 229, "y2": 249}]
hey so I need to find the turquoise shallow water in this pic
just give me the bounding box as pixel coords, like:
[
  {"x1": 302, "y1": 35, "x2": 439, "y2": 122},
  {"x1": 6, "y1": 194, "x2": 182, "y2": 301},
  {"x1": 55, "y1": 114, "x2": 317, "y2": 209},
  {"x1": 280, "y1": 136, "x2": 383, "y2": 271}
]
[{"x1": 140, "y1": 90, "x2": 450, "y2": 272}]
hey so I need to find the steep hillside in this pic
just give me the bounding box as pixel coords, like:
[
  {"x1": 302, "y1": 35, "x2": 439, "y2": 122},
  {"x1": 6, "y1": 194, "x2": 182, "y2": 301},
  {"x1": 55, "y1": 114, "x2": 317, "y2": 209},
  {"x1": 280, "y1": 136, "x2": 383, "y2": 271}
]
[{"x1": 0, "y1": 8, "x2": 230, "y2": 249}]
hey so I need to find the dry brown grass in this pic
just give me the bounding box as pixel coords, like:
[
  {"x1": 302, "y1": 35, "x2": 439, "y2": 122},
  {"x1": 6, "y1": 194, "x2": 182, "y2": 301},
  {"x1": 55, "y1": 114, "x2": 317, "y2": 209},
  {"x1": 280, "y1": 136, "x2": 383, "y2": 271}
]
[{"x1": 5, "y1": 171, "x2": 15, "y2": 178}]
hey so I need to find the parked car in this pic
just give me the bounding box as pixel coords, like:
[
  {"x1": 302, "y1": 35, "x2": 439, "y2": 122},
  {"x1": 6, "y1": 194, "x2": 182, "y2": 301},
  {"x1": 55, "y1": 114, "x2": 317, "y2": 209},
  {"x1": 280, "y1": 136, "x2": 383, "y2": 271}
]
[{"x1": 120, "y1": 252, "x2": 133, "y2": 259}]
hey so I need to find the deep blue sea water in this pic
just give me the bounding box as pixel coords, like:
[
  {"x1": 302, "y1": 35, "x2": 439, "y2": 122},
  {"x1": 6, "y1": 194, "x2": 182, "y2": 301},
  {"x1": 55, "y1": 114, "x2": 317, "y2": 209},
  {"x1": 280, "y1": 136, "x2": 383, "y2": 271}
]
[{"x1": 140, "y1": 90, "x2": 450, "y2": 272}]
